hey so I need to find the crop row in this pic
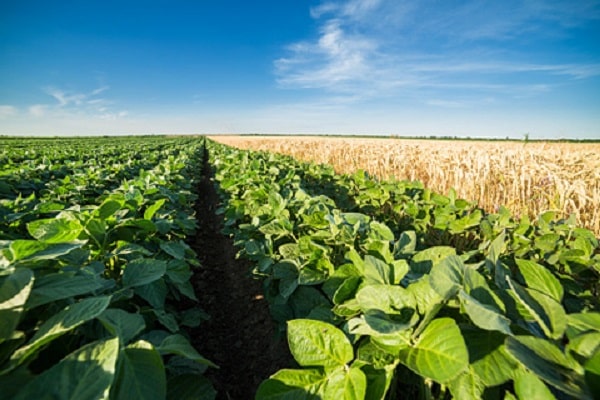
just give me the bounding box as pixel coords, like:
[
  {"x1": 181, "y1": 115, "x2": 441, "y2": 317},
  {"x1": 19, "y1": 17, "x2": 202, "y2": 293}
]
[
  {"x1": 0, "y1": 137, "x2": 216, "y2": 399},
  {"x1": 207, "y1": 139, "x2": 600, "y2": 399}
]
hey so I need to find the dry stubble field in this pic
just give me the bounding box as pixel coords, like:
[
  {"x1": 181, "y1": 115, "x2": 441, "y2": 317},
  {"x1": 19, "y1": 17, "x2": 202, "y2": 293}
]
[{"x1": 210, "y1": 135, "x2": 600, "y2": 237}]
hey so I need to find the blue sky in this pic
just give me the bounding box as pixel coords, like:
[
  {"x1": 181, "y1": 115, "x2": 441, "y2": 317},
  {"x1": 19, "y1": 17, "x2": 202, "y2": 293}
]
[{"x1": 1, "y1": 0, "x2": 599, "y2": 138}]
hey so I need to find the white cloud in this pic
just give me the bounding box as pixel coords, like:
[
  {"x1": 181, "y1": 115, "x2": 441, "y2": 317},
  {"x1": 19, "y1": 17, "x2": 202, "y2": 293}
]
[
  {"x1": 32, "y1": 84, "x2": 129, "y2": 121},
  {"x1": 276, "y1": 0, "x2": 600, "y2": 103},
  {"x1": 0, "y1": 105, "x2": 18, "y2": 119},
  {"x1": 28, "y1": 104, "x2": 47, "y2": 117}
]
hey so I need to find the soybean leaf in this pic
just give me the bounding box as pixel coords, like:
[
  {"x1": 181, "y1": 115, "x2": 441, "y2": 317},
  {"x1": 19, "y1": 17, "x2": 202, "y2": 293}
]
[
  {"x1": 506, "y1": 335, "x2": 590, "y2": 399},
  {"x1": 157, "y1": 334, "x2": 216, "y2": 368},
  {"x1": 459, "y1": 290, "x2": 512, "y2": 335},
  {"x1": 98, "y1": 308, "x2": 146, "y2": 345},
  {"x1": 394, "y1": 231, "x2": 417, "y2": 256},
  {"x1": 430, "y1": 255, "x2": 465, "y2": 299},
  {"x1": 13, "y1": 337, "x2": 119, "y2": 400},
  {"x1": 515, "y1": 259, "x2": 563, "y2": 302},
  {"x1": 27, "y1": 218, "x2": 83, "y2": 244},
  {"x1": 447, "y1": 367, "x2": 485, "y2": 400},
  {"x1": 356, "y1": 285, "x2": 418, "y2": 334},
  {"x1": 356, "y1": 284, "x2": 415, "y2": 314},
  {"x1": 144, "y1": 199, "x2": 166, "y2": 220},
  {"x1": 26, "y1": 272, "x2": 104, "y2": 309},
  {"x1": 135, "y1": 279, "x2": 168, "y2": 309},
  {"x1": 585, "y1": 349, "x2": 600, "y2": 397},
  {"x1": 411, "y1": 246, "x2": 456, "y2": 274},
  {"x1": 513, "y1": 367, "x2": 556, "y2": 400},
  {"x1": 363, "y1": 255, "x2": 392, "y2": 284},
  {"x1": 166, "y1": 374, "x2": 216, "y2": 400},
  {"x1": 0, "y1": 268, "x2": 33, "y2": 341},
  {"x1": 321, "y1": 365, "x2": 367, "y2": 400},
  {"x1": 152, "y1": 309, "x2": 179, "y2": 333},
  {"x1": 507, "y1": 277, "x2": 567, "y2": 340},
  {"x1": 96, "y1": 200, "x2": 122, "y2": 220},
  {"x1": 7, "y1": 296, "x2": 111, "y2": 371},
  {"x1": 160, "y1": 241, "x2": 187, "y2": 260},
  {"x1": 567, "y1": 331, "x2": 600, "y2": 358},
  {"x1": 109, "y1": 340, "x2": 166, "y2": 400},
  {"x1": 256, "y1": 369, "x2": 325, "y2": 399},
  {"x1": 462, "y1": 328, "x2": 517, "y2": 386},
  {"x1": 9, "y1": 240, "x2": 83, "y2": 263},
  {"x1": 287, "y1": 319, "x2": 353, "y2": 368},
  {"x1": 400, "y1": 318, "x2": 469, "y2": 383},
  {"x1": 122, "y1": 258, "x2": 166, "y2": 288},
  {"x1": 566, "y1": 313, "x2": 600, "y2": 338}
]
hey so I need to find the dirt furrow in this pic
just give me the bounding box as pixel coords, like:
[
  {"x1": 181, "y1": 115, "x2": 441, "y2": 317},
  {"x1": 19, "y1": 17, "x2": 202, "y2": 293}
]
[{"x1": 189, "y1": 155, "x2": 291, "y2": 399}]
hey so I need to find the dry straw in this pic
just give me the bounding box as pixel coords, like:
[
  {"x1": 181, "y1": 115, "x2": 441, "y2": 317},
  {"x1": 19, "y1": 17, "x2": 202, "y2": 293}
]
[{"x1": 211, "y1": 136, "x2": 600, "y2": 237}]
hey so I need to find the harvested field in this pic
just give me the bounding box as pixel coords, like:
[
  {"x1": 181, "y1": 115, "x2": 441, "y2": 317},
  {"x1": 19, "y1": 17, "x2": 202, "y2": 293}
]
[{"x1": 210, "y1": 135, "x2": 600, "y2": 236}]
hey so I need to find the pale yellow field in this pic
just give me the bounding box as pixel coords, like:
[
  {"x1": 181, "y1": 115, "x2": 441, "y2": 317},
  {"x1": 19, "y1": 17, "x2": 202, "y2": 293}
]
[{"x1": 209, "y1": 135, "x2": 600, "y2": 236}]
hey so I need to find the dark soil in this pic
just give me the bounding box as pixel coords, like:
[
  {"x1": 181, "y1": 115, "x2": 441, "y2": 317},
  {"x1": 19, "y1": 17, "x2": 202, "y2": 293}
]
[{"x1": 189, "y1": 155, "x2": 292, "y2": 399}]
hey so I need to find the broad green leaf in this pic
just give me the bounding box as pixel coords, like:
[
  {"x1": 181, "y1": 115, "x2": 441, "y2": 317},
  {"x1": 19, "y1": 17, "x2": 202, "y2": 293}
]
[
  {"x1": 506, "y1": 335, "x2": 590, "y2": 399},
  {"x1": 167, "y1": 374, "x2": 216, "y2": 400},
  {"x1": 0, "y1": 269, "x2": 33, "y2": 341},
  {"x1": 348, "y1": 316, "x2": 411, "y2": 354},
  {"x1": 332, "y1": 276, "x2": 361, "y2": 305},
  {"x1": 9, "y1": 240, "x2": 83, "y2": 263},
  {"x1": 321, "y1": 365, "x2": 367, "y2": 400},
  {"x1": 507, "y1": 277, "x2": 566, "y2": 339},
  {"x1": 566, "y1": 313, "x2": 600, "y2": 338},
  {"x1": 287, "y1": 319, "x2": 353, "y2": 368},
  {"x1": 462, "y1": 328, "x2": 517, "y2": 386},
  {"x1": 144, "y1": 198, "x2": 166, "y2": 220},
  {"x1": 165, "y1": 259, "x2": 193, "y2": 284},
  {"x1": 515, "y1": 259, "x2": 563, "y2": 302},
  {"x1": 368, "y1": 221, "x2": 394, "y2": 241},
  {"x1": 0, "y1": 366, "x2": 31, "y2": 400},
  {"x1": 411, "y1": 246, "x2": 456, "y2": 274},
  {"x1": 585, "y1": 349, "x2": 600, "y2": 396},
  {"x1": 567, "y1": 331, "x2": 600, "y2": 358},
  {"x1": 13, "y1": 337, "x2": 119, "y2": 400},
  {"x1": 362, "y1": 364, "x2": 395, "y2": 400},
  {"x1": 356, "y1": 284, "x2": 415, "y2": 314},
  {"x1": 160, "y1": 241, "x2": 187, "y2": 260},
  {"x1": 400, "y1": 318, "x2": 469, "y2": 383},
  {"x1": 157, "y1": 334, "x2": 216, "y2": 367},
  {"x1": 8, "y1": 296, "x2": 111, "y2": 371},
  {"x1": 26, "y1": 272, "x2": 104, "y2": 309},
  {"x1": 448, "y1": 368, "x2": 485, "y2": 400},
  {"x1": 513, "y1": 368, "x2": 556, "y2": 400},
  {"x1": 459, "y1": 290, "x2": 512, "y2": 335},
  {"x1": 256, "y1": 369, "x2": 325, "y2": 399},
  {"x1": 122, "y1": 258, "x2": 166, "y2": 287},
  {"x1": 135, "y1": 279, "x2": 168, "y2": 309},
  {"x1": 394, "y1": 230, "x2": 417, "y2": 255},
  {"x1": 356, "y1": 284, "x2": 417, "y2": 333},
  {"x1": 27, "y1": 218, "x2": 83, "y2": 243},
  {"x1": 289, "y1": 286, "x2": 330, "y2": 319},
  {"x1": 430, "y1": 255, "x2": 465, "y2": 299},
  {"x1": 405, "y1": 278, "x2": 443, "y2": 316},
  {"x1": 363, "y1": 255, "x2": 392, "y2": 284},
  {"x1": 152, "y1": 309, "x2": 179, "y2": 333},
  {"x1": 109, "y1": 340, "x2": 166, "y2": 400},
  {"x1": 84, "y1": 219, "x2": 106, "y2": 246},
  {"x1": 96, "y1": 200, "x2": 122, "y2": 220},
  {"x1": 98, "y1": 308, "x2": 146, "y2": 344}
]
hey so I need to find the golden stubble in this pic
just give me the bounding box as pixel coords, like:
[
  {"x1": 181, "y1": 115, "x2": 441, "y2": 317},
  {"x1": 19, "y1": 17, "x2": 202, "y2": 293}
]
[{"x1": 210, "y1": 136, "x2": 600, "y2": 236}]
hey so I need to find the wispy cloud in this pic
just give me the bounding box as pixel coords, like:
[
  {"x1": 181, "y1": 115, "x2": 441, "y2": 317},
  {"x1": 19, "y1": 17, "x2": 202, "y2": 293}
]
[
  {"x1": 36, "y1": 84, "x2": 128, "y2": 120},
  {"x1": 0, "y1": 105, "x2": 18, "y2": 119},
  {"x1": 276, "y1": 0, "x2": 600, "y2": 104},
  {"x1": 28, "y1": 104, "x2": 47, "y2": 118}
]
